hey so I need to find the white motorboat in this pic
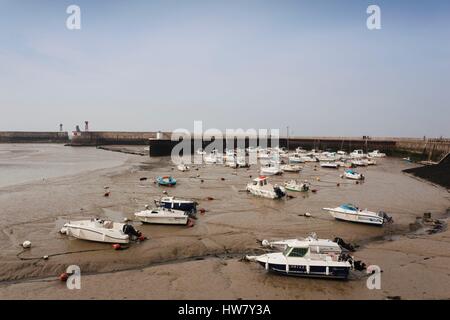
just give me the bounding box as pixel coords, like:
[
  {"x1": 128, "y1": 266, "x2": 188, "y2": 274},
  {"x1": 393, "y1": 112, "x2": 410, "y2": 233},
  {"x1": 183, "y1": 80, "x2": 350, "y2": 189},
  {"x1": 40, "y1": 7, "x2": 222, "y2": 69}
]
[
  {"x1": 260, "y1": 163, "x2": 283, "y2": 175},
  {"x1": 177, "y1": 163, "x2": 189, "y2": 172},
  {"x1": 343, "y1": 169, "x2": 364, "y2": 180},
  {"x1": 246, "y1": 234, "x2": 352, "y2": 279},
  {"x1": 322, "y1": 204, "x2": 392, "y2": 226},
  {"x1": 62, "y1": 219, "x2": 131, "y2": 244},
  {"x1": 320, "y1": 162, "x2": 340, "y2": 169},
  {"x1": 350, "y1": 149, "x2": 366, "y2": 159},
  {"x1": 288, "y1": 154, "x2": 305, "y2": 164},
  {"x1": 246, "y1": 176, "x2": 286, "y2": 199},
  {"x1": 284, "y1": 180, "x2": 310, "y2": 192},
  {"x1": 134, "y1": 207, "x2": 189, "y2": 225},
  {"x1": 351, "y1": 159, "x2": 368, "y2": 167},
  {"x1": 236, "y1": 157, "x2": 250, "y2": 168},
  {"x1": 368, "y1": 150, "x2": 386, "y2": 158},
  {"x1": 280, "y1": 164, "x2": 302, "y2": 172},
  {"x1": 196, "y1": 148, "x2": 206, "y2": 155},
  {"x1": 300, "y1": 154, "x2": 318, "y2": 162}
]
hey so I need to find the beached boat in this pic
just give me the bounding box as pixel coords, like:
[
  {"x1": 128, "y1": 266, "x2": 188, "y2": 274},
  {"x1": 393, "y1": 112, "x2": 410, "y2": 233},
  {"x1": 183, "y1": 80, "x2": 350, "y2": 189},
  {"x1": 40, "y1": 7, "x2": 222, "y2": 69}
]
[
  {"x1": 366, "y1": 158, "x2": 377, "y2": 165},
  {"x1": 320, "y1": 162, "x2": 340, "y2": 169},
  {"x1": 246, "y1": 235, "x2": 352, "y2": 279},
  {"x1": 260, "y1": 163, "x2": 283, "y2": 175},
  {"x1": 155, "y1": 196, "x2": 197, "y2": 213},
  {"x1": 62, "y1": 219, "x2": 132, "y2": 244},
  {"x1": 177, "y1": 163, "x2": 189, "y2": 172},
  {"x1": 284, "y1": 180, "x2": 310, "y2": 192},
  {"x1": 280, "y1": 164, "x2": 302, "y2": 172},
  {"x1": 343, "y1": 169, "x2": 364, "y2": 180},
  {"x1": 350, "y1": 149, "x2": 366, "y2": 159},
  {"x1": 288, "y1": 154, "x2": 305, "y2": 164},
  {"x1": 368, "y1": 150, "x2": 386, "y2": 158},
  {"x1": 134, "y1": 207, "x2": 189, "y2": 225},
  {"x1": 246, "y1": 176, "x2": 286, "y2": 199},
  {"x1": 196, "y1": 148, "x2": 206, "y2": 155},
  {"x1": 351, "y1": 159, "x2": 368, "y2": 167},
  {"x1": 156, "y1": 176, "x2": 177, "y2": 186},
  {"x1": 322, "y1": 204, "x2": 392, "y2": 226}
]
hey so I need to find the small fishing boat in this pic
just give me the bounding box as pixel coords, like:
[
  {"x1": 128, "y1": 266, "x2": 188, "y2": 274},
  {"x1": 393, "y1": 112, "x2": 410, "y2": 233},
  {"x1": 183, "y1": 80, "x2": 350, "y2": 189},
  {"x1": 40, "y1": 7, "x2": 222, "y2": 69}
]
[
  {"x1": 322, "y1": 204, "x2": 393, "y2": 226},
  {"x1": 156, "y1": 176, "x2": 177, "y2": 186},
  {"x1": 350, "y1": 149, "x2": 366, "y2": 159},
  {"x1": 284, "y1": 180, "x2": 310, "y2": 192},
  {"x1": 61, "y1": 219, "x2": 134, "y2": 244},
  {"x1": 368, "y1": 150, "x2": 386, "y2": 158},
  {"x1": 246, "y1": 234, "x2": 352, "y2": 279},
  {"x1": 343, "y1": 169, "x2": 364, "y2": 180},
  {"x1": 320, "y1": 162, "x2": 340, "y2": 169},
  {"x1": 246, "y1": 176, "x2": 286, "y2": 199},
  {"x1": 134, "y1": 207, "x2": 189, "y2": 225},
  {"x1": 177, "y1": 163, "x2": 189, "y2": 172},
  {"x1": 155, "y1": 196, "x2": 197, "y2": 213},
  {"x1": 280, "y1": 164, "x2": 302, "y2": 172}
]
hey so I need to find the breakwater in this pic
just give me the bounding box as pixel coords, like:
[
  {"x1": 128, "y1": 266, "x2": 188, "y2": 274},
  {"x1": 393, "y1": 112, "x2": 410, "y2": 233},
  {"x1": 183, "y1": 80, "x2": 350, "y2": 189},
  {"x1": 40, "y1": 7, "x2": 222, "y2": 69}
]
[
  {"x1": 61, "y1": 131, "x2": 450, "y2": 161},
  {"x1": 0, "y1": 132, "x2": 69, "y2": 143}
]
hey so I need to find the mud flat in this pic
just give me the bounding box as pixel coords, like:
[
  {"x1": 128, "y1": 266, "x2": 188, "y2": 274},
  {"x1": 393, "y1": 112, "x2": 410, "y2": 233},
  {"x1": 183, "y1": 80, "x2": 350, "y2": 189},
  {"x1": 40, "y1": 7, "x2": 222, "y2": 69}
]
[{"x1": 0, "y1": 145, "x2": 449, "y2": 299}]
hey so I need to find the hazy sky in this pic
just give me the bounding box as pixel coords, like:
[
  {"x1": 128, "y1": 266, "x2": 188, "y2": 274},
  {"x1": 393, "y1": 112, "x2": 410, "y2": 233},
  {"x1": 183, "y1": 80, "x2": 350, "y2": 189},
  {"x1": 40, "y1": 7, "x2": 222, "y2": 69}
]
[{"x1": 0, "y1": 0, "x2": 449, "y2": 137}]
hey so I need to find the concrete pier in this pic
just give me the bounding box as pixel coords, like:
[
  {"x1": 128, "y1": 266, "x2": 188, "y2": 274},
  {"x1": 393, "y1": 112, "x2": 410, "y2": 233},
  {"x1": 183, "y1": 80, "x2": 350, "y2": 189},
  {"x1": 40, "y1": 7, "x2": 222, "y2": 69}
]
[{"x1": 0, "y1": 131, "x2": 69, "y2": 143}]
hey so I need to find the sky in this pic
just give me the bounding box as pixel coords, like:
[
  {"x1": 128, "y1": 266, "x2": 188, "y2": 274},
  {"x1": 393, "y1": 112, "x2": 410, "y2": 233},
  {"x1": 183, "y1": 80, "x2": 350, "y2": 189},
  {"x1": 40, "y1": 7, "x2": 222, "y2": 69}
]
[{"x1": 0, "y1": 0, "x2": 449, "y2": 137}]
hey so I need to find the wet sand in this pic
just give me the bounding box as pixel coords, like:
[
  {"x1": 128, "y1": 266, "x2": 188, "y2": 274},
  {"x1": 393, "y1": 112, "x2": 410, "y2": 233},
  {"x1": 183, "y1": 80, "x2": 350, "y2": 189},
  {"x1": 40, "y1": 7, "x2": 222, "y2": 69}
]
[{"x1": 0, "y1": 145, "x2": 449, "y2": 299}]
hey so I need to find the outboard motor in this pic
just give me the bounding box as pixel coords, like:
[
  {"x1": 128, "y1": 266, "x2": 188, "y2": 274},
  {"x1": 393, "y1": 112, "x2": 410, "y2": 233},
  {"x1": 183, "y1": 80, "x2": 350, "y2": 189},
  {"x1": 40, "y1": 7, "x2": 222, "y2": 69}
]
[
  {"x1": 273, "y1": 186, "x2": 286, "y2": 199},
  {"x1": 380, "y1": 211, "x2": 393, "y2": 223},
  {"x1": 334, "y1": 237, "x2": 356, "y2": 252},
  {"x1": 123, "y1": 224, "x2": 140, "y2": 238}
]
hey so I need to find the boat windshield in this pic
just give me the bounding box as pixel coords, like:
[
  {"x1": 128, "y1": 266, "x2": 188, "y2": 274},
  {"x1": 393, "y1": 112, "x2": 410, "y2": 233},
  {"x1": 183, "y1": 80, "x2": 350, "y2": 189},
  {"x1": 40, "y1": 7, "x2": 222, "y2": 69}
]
[
  {"x1": 288, "y1": 247, "x2": 308, "y2": 257},
  {"x1": 340, "y1": 204, "x2": 358, "y2": 211}
]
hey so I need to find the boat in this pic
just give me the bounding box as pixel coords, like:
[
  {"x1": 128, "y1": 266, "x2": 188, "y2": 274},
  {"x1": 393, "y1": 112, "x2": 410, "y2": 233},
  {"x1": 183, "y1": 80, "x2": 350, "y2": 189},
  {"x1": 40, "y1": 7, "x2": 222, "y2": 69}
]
[
  {"x1": 350, "y1": 149, "x2": 366, "y2": 159},
  {"x1": 236, "y1": 157, "x2": 250, "y2": 168},
  {"x1": 204, "y1": 154, "x2": 218, "y2": 164},
  {"x1": 288, "y1": 154, "x2": 305, "y2": 164},
  {"x1": 156, "y1": 176, "x2": 177, "y2": 186},
  {"x1": 350, "y1": 159, "x2": 368, "y2": 167},
  {"x1": 246, "y1": 176, "x2": 286, "y2": 199},
  {"x1": 196, "y1": 148, "x2": 206, "y2": 155},
  {"x1": 155, "y1": 196, "x2": 197, "y2": 213},
  {"x1": 260, "y1": 163, "x2": 283, "y2": 175},
  {"x1": 366, "y1": 158, "x2": 377, "y2": 165},
  {"x1": 62, "y1": 219, "x2": 132, "y2": 244},
  {"x1": 177, "y1": 163, "x2": 189, "y2": 172},
  {"x1": 320, "y1": 162, "x2": 340, "y2": 169},
  {"x1": 322, "y1": 204, "x2": 393, "y2": 226},
  {"x1": 280, "y1": 164, "x2": 302, "y2": 172},
  {"x1": 368, "y1": 150, "x2": 386, "y2": 158},
  {"x1": 134, "y1": 207, "x2": 189, "y2": 225},
  {"x1": 300, "y1": 154, "x2": 318, "y2": 162},
  {"x1": 284, "y1": 180, "x2": 310, "y2": 192},
  {"x1": 246, "y1": 234, "x2": 352, "y2": 279},
  {"x1": 343, "y1": 169, "x2": 364, "y2": 180}
]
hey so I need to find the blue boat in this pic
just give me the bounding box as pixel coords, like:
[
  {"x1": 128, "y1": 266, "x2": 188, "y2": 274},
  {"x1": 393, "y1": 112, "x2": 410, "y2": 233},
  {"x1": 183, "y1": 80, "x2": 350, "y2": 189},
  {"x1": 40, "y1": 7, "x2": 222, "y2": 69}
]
[{"x1": 156, "y1": 176, "x2": 177, "y2": 186}]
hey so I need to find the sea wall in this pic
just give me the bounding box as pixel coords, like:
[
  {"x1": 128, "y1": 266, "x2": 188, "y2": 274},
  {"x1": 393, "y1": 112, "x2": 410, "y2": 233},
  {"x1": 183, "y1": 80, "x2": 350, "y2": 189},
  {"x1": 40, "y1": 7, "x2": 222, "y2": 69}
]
[
  {"x1": 70, "y1": 131, "x2": 171, "y2": 146},
  {"x1": 0, "y1": 132, "x2": 69, "y2": 143}
]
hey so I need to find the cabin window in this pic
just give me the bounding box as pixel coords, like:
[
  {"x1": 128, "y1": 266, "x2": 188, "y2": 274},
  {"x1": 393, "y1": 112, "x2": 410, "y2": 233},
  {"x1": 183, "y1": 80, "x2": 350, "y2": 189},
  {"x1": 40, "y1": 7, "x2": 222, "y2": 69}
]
[{"x1": 289, "y1": 247, "x2": 308, "y2": 257}]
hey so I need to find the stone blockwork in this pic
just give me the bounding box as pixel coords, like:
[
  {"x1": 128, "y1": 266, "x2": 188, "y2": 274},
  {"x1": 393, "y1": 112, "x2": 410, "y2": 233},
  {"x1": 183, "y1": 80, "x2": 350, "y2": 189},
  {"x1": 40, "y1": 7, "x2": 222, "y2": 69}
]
[{"x1": 0, "y1": 132, "x2": 69, "y2": 143}]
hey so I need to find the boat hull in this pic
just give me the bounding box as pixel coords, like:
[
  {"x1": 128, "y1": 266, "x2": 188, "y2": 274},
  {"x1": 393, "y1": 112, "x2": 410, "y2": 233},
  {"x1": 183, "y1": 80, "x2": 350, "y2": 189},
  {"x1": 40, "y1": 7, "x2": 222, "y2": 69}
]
[
  {"x1": 136, "y1": 215, "x2": 188, "y2": 225},
  {"x1": 65, "y1": 225, "x2": 129, "y2": 244},
  {"x1": 328, "y1": 210, "x2": 383, "y2": 226},
  {"x1": 258, "y1": 262, "x2": 349, "y2": 279}
]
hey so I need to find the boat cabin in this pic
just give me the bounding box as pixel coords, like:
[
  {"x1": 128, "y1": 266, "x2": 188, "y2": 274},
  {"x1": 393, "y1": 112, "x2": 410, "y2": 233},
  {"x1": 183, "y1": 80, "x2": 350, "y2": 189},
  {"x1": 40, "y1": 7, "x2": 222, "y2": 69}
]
[{"x1": 253, "y1": 176, "x2": 268, "y2": 187}]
